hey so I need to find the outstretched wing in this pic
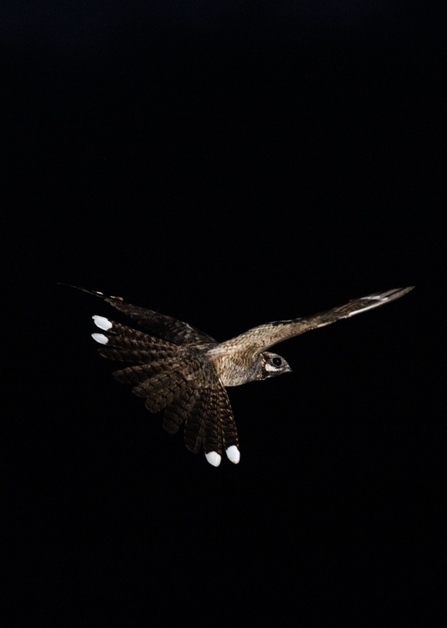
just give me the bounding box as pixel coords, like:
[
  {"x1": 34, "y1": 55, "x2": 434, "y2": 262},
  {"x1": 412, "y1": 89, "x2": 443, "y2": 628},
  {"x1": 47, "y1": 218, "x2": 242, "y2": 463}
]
[
  {"x1": 62, "y1": 284, "x2": 216, "y2": 346},
  {"x1": 220, "y1": 287, "x2": 414, "y2": 355},
  {"x1": 90, "y1": 313, "x2": 239, "y2": 467}
]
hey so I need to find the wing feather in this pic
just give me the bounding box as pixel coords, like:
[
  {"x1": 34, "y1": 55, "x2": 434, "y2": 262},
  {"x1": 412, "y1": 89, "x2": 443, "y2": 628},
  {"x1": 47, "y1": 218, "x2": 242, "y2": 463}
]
[
  {"x1": 62, "y1": 284, "x2": 216, "y2": 345},
  {"x1": 218, "y1": 287, "x2": 414, "y2": 355}
]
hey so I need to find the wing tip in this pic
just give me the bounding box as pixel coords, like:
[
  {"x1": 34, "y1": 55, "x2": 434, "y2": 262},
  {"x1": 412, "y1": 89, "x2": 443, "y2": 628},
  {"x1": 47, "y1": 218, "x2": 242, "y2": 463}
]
[
  {"x1": 347, "y1": 286, "x2": 415, "y2": 317},
  {"x1": 360, "y1": 286, "x2": 415, "y2": 302},
  {"x1": 59, "y1": 283, "x2": 125, "y2": 301},
  {"x1": 377, "y1": 286, "x2": 415, "y2": 302},
  {"x1": 385, "y1": 286, "x2": 415, "y2": 298}
]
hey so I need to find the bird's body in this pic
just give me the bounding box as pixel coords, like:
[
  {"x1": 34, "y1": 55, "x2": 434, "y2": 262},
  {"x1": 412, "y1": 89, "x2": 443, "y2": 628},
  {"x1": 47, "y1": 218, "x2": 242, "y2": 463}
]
[{"x1": 67, "y1": 285, "x2": 414, "y2": 467}]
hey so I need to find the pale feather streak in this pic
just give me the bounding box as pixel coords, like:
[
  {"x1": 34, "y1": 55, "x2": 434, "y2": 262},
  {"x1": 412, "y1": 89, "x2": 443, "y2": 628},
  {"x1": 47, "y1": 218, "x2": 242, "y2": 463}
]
[{"x1": 347, "y1": 302, "x2": 386, "y2": 317}]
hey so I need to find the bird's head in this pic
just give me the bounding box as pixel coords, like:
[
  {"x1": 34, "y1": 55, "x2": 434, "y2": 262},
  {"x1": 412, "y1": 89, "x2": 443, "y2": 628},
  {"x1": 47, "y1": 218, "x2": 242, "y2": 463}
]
[{"x1": 259, "y1": 351, "x2": 292, "y2": 379}]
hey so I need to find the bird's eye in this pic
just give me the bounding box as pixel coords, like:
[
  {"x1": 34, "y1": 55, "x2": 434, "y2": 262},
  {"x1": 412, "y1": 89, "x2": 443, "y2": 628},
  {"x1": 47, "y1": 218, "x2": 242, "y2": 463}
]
[{"x1": 272, "y1": 357, "x2": 282, "y2": 367}]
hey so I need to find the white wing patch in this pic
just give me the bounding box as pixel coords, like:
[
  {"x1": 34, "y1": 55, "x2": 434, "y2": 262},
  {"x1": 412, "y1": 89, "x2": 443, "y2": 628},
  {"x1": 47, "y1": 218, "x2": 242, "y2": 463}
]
[
  {"x1": 363, "y1": 295, "x2": 387, "y2": 301},
  {"x1": 347, "y1": 297, "x2": 388, "y2": 318}
]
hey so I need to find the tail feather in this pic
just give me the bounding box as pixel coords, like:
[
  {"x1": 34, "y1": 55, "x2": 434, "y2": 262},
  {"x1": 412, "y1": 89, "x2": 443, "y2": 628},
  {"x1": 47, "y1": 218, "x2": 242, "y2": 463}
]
[
  {"x1": 163, "y1": 387, "x2": 199, "y2": 435},
  {"x1": 112, "y1": 359, "x2": 180, "y2": 384},
  {"x1": 92, "y1": 318, "x2": 176, "y2": 351},
  {"x1": 220, "y1": 392, "x2": 240, "y2": 452},
  {"x1": 202, "y1": 387, "x2": 223, "y2": 456},
  {"x1": 131, "y1": 371, "x2": 186, "y2": 413},
  {"x1": 184, "y1": 392, "x2": 207, "y2": 454}
]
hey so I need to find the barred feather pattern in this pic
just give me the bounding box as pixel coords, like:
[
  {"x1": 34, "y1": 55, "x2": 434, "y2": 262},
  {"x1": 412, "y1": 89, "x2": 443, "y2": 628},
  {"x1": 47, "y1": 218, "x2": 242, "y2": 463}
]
[
  {"x1": 219, "y1": 386, "x2": 239, "y2": 451},
  {"x1": 102, "y1": 298, "x2": 216, "y2": 346},
  {"x1": 97, "y1": 320, "x2": 178, "y2": 361},
  {"x1": 184, "y1": 391, "x2": 208, "y2": 454},
  {"x1": 184, "y1": 384, "x2": 239, "y2": 456},
  {"x1": 92, "y1": 316, "x2": 239, "y2": 462},
  {"x1": 64, "y1": 283, "x2": 414, "y2": 466},
  {"x1": 163, "y1": 386, "x2": 200, "y2": 435},
  {"x1": 201, "y1": 386, "x2": 222, "y2": 456}
]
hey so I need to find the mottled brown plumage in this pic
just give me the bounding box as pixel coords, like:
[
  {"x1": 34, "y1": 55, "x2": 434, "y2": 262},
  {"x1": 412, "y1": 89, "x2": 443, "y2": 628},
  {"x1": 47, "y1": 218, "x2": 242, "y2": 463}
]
[{"x1": 65, "y1": 285, "x2": 414, "y2": 466}]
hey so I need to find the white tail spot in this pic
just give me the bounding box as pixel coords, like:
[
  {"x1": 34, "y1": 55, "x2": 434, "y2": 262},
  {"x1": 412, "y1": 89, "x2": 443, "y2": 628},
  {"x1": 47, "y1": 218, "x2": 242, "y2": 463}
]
[
  {"x1": 92, "y1": 315, "x2": 113, "y2": 331},
  {"x1": 226, "y1": 445, "x2": 240, "y2": 464},
  {"x1": 205, "y1": 451, "x2": 222, "y2": 467},
  {"x1": 92, "y1": 333, "x2": 109, "y2": 345}
]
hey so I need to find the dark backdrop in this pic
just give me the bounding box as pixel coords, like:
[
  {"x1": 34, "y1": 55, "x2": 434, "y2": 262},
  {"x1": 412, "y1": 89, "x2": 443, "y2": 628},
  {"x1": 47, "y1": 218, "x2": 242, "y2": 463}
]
[{"x1": 3, "y1": 3, "x2": 444, "y2": 625}]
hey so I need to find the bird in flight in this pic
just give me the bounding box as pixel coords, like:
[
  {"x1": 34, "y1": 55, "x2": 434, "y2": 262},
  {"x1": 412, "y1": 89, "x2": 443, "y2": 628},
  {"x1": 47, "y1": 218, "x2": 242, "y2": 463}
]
[{"x1": 65, "y1": 285, "x2": 414, "y2": 467}]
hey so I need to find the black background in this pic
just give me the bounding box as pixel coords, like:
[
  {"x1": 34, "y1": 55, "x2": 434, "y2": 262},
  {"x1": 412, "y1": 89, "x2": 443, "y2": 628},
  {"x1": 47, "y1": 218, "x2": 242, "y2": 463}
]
[{"x1": 3, "y1": 2, "x2": 444, "y2": 625}]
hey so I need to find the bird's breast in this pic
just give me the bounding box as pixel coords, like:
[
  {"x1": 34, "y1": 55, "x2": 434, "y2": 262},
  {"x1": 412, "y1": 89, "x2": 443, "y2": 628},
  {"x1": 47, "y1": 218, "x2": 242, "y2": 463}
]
[{"x1": 206, "y1": 347, "x2": 257, "y2": 387}]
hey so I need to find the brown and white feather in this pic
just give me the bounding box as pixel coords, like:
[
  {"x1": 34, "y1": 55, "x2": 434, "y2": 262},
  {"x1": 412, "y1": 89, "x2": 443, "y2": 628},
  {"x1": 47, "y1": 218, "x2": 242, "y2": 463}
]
[{"x1": 64, "y1": 284, "x2": 413, "y2": 467}]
